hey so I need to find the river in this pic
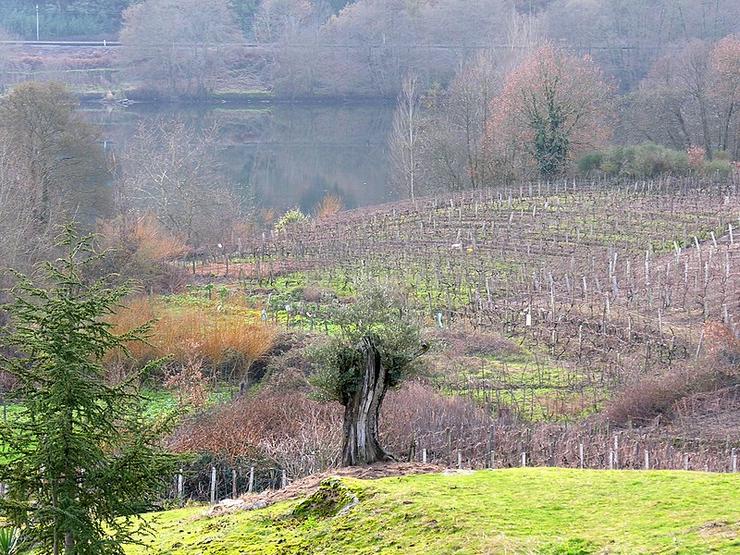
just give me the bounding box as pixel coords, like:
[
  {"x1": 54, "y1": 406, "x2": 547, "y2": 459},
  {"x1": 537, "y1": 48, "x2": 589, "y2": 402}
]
[{"x1": 81, "y1": 101, "x2": 396, "y2": 213}]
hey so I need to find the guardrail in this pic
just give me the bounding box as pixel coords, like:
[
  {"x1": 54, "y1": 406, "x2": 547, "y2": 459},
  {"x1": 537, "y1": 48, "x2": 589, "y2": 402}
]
[{"x1": 0, "y1": 40, "x2": 120, "y2": 47}]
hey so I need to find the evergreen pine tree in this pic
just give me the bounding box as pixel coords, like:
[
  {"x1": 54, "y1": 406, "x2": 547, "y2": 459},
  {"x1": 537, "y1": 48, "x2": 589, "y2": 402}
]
[{"x1": 0, "y1": 228, "x2": 175, "y2": 554}]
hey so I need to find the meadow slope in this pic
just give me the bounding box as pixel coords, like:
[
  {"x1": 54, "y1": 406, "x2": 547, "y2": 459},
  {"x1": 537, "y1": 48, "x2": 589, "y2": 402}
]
[{"x1": 129, "y1": 468, "x2": 739, "y2": 554}]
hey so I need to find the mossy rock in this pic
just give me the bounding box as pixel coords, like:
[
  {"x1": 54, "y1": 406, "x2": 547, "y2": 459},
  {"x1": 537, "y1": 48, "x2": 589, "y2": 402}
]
[{"x1": 290, "y1": 478, "x2": 358, "y2": 520}]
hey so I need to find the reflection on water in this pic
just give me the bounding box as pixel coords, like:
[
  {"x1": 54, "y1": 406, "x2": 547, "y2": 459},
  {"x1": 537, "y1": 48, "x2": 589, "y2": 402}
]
[{"x1": 83, "y1": 102, "x2": 395, "y2": 213}]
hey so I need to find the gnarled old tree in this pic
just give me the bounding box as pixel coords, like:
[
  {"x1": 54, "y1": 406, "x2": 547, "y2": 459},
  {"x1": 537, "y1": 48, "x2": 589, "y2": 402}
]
[{"x1": 311, "y1": 285, "x2": 428, "y2": 466}]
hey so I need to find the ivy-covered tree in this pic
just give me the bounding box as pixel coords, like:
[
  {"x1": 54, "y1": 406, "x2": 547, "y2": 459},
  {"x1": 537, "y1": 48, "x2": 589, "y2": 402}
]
[
  {"x1": 0, "y1": 228, "x2": 175, "y2": 554},
  {"x1": 311, "y1": 284, "x2": 428, "y2": 466},
  {"x1": 487, "y1": 44, "x2": 614, "y2": 178}
]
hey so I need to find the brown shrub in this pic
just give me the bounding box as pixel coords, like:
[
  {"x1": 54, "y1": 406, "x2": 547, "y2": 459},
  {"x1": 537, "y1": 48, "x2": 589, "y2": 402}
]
[
  {"x1": 163, "y1": 340, "x2": 209, "y2": 409},
  {"x1": 301, "y1": 285, "x2": 326, "y2": 303},
  {"x1": 168, "y1": 380, "x2": 492, "y2": 477},
  {"x1": 703, "y1": 321, "x2": 740, "y2": 367},
  {"x1": 606, "y1": 351, "x2": 738, "y2": 427},
  {"x1": 428, "y1": 328, "x2": 522, "y2": 359},
  {"x1": 97, "y1": 213, "x2": 189, "y2": 293},
  {"x1": 169, "y1": 391, "x2": 343, "y2": 476},
  {"x1": 108, "y1": 297, "x2": 278, "y2": 380},
  {"x1": 314, "y1": 195, "x2": 343, "y2": 220},
  {"x1": 605, "y1": 372, "x2": 687, "y2": 426},
  {"x1": 382, "y1": 381, "x2": 493, "y2": 454}
]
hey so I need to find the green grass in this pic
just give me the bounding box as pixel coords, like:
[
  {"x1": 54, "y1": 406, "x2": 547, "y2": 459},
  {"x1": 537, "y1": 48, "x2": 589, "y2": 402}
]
[
  {"x1": 127, "y1": 468, "x2": 740, "y2": 554},
  {"x1": 140, "y1": 387, "x2": 236, "y2": 420}
]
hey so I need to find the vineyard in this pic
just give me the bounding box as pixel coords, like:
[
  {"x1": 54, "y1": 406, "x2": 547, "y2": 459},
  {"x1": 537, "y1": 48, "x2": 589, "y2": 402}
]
[{"x1": 172, "y1": 177, "x2": 740, "y2": 479}]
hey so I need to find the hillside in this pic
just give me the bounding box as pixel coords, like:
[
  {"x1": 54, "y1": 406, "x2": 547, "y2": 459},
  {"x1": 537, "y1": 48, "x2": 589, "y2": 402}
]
[{"x1": 128, "y1": 468, "x2": 740, "y2": 554}]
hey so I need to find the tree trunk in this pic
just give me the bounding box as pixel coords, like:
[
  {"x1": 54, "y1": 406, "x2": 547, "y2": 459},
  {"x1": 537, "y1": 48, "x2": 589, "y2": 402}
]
[
  {"x1": 341, "y1": 337, "x2": 395, "y2": 466},
  {"x1": 64, "y1": 531, "x2": 74, "y2": 553}
]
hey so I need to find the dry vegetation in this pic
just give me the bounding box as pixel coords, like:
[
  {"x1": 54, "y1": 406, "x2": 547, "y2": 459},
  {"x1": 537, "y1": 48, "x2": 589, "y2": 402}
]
[{"x1": 108, "y1": 296, "x2": 277, "y2": 384}]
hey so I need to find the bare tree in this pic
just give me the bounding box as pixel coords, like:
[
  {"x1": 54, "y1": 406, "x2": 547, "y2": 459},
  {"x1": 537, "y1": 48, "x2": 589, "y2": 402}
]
[
  {"x1": 487, "y1": 44, "x2": 615, "y2": 178},
  {"x1": 709, "y1": 35, "x2": 739, "y2": 159},
  {"x1": 120, "y1": 0, "x2": 243, "y2": 99},
  {"x1": 542, "y1": 0, "x2": 740, "y2": 89},
  {"x1": 116, "y1": 118, "x2": 245, "y2": 251},
  {"x1": 389, "y1": 74, "x2": 421, "y2": 201},
  {"x1": 0, "y1": 82, "x2": 110, "y2": 229},
  {"x1": 0, "y1": 130, "x2": 46, "y2": 276},
  {"x1": 253, "y1": 0, "x2": 315, "y2": 44},
  {"x1": 448, "y1": 52, "x2": 508, "y2": 188},
  {"x1": 624, "y1": 37, "x2": 739, "y2": 159}
]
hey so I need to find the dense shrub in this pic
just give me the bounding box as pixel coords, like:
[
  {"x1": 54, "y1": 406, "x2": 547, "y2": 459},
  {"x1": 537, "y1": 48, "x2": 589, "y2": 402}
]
[
  {"x1": 107, "y1": 297, "x2": 277, "y2": 382},
  {"x1": 168, "y1": 391, "x2": 343, "y2": 477},
  {"x1": 96, "y1": 213, "x2": 188, "y2": 294},
  {"x1": 702, "y1": 158, "x2": 733, "y2": 178},
  {"x1": 583, "y1": 143, "x2": 690, "y2": 178},
  {"x1": 274, "y1": 208, "x2": 309, "y2": 232},
  {"x1": 381, "y1": 381, "x2": 494, "y2": 455},
  {"x1": 576, "y1": 152, "x2": 604, "y2": 176},
  {"x1": 606, "y1": 323, "x2": 739, "y2": 426},
  {"x1": 168, "y1": 381, "x2": 492, "y2": 478},
  {"x1": 578, "y1": 143, "x2": 735, "y2": 179}
]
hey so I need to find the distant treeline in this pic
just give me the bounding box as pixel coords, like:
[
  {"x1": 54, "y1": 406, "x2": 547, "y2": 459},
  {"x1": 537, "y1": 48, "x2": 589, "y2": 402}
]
[
  {"x1": 0, "y1": 1, "x2": 134, "y2": 38},
  {"x1": 0, "y1": 0, "x2": 355, "y2": 39}
]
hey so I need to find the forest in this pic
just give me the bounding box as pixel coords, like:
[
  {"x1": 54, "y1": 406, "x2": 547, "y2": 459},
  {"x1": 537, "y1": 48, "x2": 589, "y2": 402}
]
[{"x1": 0, "y1": 1, "x2": 738, "y2": 554}]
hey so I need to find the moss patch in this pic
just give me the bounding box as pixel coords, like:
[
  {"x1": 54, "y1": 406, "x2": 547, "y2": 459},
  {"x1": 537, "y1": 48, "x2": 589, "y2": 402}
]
[{"x1": 290, "y1": 478, "x2": 359, "y2": 520}]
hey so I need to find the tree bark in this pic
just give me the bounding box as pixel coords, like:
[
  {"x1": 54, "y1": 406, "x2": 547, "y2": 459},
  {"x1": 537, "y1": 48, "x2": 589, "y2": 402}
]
[{"x1": 340, "y1": 337, "x2": 395, "y2": 466}]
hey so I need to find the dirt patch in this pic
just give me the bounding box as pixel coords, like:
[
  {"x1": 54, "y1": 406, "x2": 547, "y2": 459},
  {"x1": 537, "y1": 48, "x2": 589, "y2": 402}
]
[
  {"x1": 206, "y1": 462, "x2": 442, "y2": 517},
  {"x1": 697, "y1": 521, "x2": 739, "y2": 540}
]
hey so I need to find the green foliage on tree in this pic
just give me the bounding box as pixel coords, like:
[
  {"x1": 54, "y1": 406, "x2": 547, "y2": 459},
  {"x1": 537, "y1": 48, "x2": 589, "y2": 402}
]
[
  {"x1": 228, "y1": 0, "x2": 260, "y2": 35},
  {"x1": 0, "y1": 82, "x2": 111, "y2": 229},
  {"x1": 0, "y1": 228, "x2": 176, "y2": 554},
  {"x1": 274, "y1": 208, "x2": 309, "y2": 232},
  {"x1": 310, "y1": 283, "x2": 424, "y2": 404},
  {"x1": 0, "y1": 1, "x2": 135, "y2": 39}
]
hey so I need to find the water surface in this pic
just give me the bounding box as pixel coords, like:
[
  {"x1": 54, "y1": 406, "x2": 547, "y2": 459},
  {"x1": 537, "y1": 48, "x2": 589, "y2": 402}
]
[{"x1": 82, "y1": 101, "x2": 396, "y2": 213}]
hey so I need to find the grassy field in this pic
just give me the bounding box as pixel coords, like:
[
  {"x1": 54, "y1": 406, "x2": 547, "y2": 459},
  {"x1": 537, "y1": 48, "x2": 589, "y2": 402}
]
[{"x1": 128, "y1": 468, "x2": 739, "y2": 554}]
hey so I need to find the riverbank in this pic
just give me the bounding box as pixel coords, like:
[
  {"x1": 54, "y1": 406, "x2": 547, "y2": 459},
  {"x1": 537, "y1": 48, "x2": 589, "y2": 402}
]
[{"x1": 78, "y1": 87, "x2": 394, "y2": 106}]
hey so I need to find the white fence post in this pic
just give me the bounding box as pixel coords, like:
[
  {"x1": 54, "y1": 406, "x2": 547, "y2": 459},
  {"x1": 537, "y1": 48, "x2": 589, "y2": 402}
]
[
  {"x1": 613, "y1": 436, "x2": 619, "y2": 469},
  {"x1": 177, "y1": 468, "x2": 184, "y2": 499}
]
